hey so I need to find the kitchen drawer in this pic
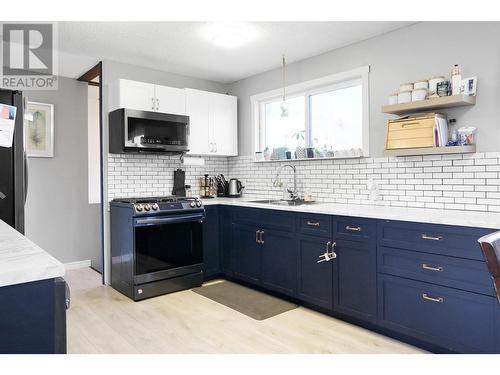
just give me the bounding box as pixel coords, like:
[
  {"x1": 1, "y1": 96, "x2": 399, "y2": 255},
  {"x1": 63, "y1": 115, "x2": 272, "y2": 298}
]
[
  {"x1": 378, "y1": 246, "x2": 495, "y2": 296},
  {"x1": 378, "y1": 220, "x2": 493, "y2": 261},
  {"x1": 298, "y1": 214, "x2": 332, "y2": 238},
  {"x1": 378, "y1": 274, "x2": 499, "y2": 353},
  {"x1": 233, "y1": 207, "x2": 295, "y2": 232},
  {"x1": 334, "y1": 216, "x2": 375, "y2": 242}
]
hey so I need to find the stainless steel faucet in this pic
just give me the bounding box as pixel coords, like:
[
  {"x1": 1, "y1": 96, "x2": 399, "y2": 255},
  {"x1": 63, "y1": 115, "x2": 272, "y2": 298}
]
[{"x1": 273, "y1": 164, "x2": 299, "y2": 201}]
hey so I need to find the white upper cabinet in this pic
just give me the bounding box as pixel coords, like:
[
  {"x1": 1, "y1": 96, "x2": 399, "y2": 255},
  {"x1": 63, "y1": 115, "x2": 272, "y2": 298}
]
[
  {"x1": 154, "y1": 85, "x2": 186, "y2": 115},
  {"x1": 185, "y1": 88, "x2": 238, "y2": 156},
  {"x1": 109, "y1": 79, "x2": 186, "y2": 115},
  {"x1": 185, "y1": 89, "x2": 211, "y2": 155},
  {"x1": 211, "y1": 92, "x2": 238, "y2": 156},
  {"x1": 111, "y1": 79, "x2": 156, "y2": 112}
]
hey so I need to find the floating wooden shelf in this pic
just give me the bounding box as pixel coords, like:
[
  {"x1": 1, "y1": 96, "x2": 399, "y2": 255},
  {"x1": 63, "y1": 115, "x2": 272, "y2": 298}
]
[
  {"x1": 382, "y1": 95, "x2": 476, "y2": 115},
  {"x1": 385, "y1": 145, "x2": 476, "y2": 157}
]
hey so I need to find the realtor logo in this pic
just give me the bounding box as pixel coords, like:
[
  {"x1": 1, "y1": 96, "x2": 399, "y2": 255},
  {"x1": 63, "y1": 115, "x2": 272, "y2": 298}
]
[{"x1": 1, "y1": 22, "x2": 58, "y2": 90}]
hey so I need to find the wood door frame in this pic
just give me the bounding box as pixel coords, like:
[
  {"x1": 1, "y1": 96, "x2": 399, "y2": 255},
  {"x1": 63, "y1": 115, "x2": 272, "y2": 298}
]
[{"x1": 77, "y1": 62, "x2": 105, "y2": 283}]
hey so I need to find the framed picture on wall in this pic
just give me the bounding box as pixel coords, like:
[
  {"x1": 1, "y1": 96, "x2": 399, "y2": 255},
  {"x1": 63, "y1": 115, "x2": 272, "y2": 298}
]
[{"x1": 24, "y1": 101, "x2": 54, "y2": 158}]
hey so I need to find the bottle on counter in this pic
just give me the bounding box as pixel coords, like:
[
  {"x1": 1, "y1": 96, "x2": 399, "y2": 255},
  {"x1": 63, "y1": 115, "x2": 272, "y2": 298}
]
[
  {"x1": 451, "y1": 64, "x2": 462, "y2": 96},
  {"x1": 185, "y1": 184, "x2": 192, "y2": 198}
]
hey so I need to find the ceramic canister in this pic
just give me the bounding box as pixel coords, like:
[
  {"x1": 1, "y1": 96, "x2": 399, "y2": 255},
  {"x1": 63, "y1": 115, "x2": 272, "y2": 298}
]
[
  {"x1": 397, "y1": 90, "x2": 412, "y2": 104},
  {"x1": 414, "y1": 80, "x2": 429, "y2": 90},
  {"x1": 399, "y1": 82, "x2": 414, "y2": 92},
  {"x1": 412, "y1": 88, "x2": 428, "y2": 101}
]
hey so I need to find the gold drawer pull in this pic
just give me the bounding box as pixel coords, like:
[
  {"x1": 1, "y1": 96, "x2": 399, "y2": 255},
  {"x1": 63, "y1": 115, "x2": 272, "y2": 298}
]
[
  {"x1": 421, "y1": 234, "x2": 443, "y2": 241},
  {"x1": 307, "y1": 221, "x2": 320, "y2": 227},
  {"x1": 400, "y1": 122, "x2": 421, "y2": 127},
  {"x1": 422, "y1": 263, "x2": 443, "y2": 272},
  {"x1": 422, "y1": 293, "x2": 444, "y2": 303},
  {"x1": 346, "y1": 225, "x2": 361, "y2": 232}
]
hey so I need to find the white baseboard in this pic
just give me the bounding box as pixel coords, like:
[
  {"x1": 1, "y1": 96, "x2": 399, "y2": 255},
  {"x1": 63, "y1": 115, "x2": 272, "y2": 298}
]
[{"x1": 64, "y1": 260, "x2": 92, "y2": 270}]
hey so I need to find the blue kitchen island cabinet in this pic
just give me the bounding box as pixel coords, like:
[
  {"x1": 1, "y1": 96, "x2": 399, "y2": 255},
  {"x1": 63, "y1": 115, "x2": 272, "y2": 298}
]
[{"x1": 0, "y1": 277, "x2": 67, "y2": 354}]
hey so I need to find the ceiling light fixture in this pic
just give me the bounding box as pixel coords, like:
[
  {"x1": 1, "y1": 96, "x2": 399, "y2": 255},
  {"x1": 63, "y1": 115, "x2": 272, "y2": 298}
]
[
  {"x1": 204, "y1": 22, "x2": 257, "y2": 48},
  {"x1": 280, "y1": 54, "x2": 288, "y2": 118}
]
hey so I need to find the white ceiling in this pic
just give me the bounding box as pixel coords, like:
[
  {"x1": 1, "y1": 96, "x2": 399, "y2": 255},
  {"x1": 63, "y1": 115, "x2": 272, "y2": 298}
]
[{"x1": 58, "y1": 22, "x2": 415, "y2": 83}]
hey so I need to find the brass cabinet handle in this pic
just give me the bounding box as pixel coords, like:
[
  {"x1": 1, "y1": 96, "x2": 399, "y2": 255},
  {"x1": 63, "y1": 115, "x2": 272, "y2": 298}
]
[
  {"x1": 307, "y1": 221, "x2": 320, "y2": 227},
  {"x1": 422, "y1": 263, "x2": 443, "y2": 272},
  {"x1": 422, "y1": 293, "x2": 444, "y2": 303},
  {"x1": 346, "y1": 225, "x2": 361, "y2": 232},
  {"x1": 421, "y1": 234, "x2": 443, "y2": 241}
]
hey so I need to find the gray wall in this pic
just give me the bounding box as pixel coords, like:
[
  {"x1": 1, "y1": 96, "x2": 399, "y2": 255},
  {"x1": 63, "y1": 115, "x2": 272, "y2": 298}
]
[
  {"x1": 230, "y1": 22, "x2": 500, "y2": 156},
  {"x1": 101, "y1": 60, "x2": 230, "y2": 283},
  {"x1": 25, "y1": 76, "x2": 101, "y2": 265}
]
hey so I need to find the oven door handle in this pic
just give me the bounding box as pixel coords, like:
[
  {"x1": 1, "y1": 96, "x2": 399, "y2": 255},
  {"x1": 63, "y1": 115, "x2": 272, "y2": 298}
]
[{"x1": 135, "y1": 214, "x2": 204, "y2": 226}]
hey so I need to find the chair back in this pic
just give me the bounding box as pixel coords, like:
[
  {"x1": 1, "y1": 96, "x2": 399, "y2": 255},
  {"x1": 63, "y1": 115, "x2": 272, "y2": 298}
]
[{"x1": 478, "y1": 231, "x2": 500, "y2": 304}]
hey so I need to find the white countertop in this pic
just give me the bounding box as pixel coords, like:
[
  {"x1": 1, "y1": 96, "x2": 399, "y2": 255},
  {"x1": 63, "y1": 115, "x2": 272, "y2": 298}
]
[
  {"x1": 0, "y1": 220, "x2": 65, "y2": 288},
  {"x1": 202, "y1": 198, "x2": 500, "y2": 230}
]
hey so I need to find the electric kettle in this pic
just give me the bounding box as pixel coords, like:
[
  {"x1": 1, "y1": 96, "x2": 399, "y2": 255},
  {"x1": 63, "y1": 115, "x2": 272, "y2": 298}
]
[{"x1": 228, "y1": 179, "x2": 244, "y2": 198}]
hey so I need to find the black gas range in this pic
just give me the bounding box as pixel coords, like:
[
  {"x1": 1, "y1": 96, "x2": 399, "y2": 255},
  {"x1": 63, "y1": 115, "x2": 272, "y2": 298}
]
[{"x1": 110, "y1": 196, "x2": 205, "y2": 301}]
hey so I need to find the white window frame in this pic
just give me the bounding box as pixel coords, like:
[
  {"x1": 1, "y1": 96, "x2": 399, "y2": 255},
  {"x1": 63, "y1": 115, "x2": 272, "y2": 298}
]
[{"x1": 251, "y1": 66, "x2": 370, "y2": 160}]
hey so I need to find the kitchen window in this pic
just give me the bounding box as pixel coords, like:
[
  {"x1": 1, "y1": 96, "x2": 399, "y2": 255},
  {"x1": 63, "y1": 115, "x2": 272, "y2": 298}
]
[{"x1": 252, "y1": 66, "x2": 369, "y2": 161}]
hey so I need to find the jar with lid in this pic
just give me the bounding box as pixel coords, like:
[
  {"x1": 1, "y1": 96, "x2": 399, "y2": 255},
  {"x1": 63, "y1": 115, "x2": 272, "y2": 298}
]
[{"x1": 185, "y1": 184, "x2": 192, "y2": 197}]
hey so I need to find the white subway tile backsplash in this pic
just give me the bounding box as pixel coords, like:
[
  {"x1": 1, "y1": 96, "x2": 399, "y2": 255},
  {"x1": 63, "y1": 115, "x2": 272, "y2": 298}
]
[{"x1": 107, "y1": 152, "x2": 500, "y2": 213}]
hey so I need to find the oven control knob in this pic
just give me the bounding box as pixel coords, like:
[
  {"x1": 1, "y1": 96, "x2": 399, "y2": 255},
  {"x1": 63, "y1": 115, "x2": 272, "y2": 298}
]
[
  {"x1": 135, "y1": 204, "x2": 143, "y2": 212},
  {"x1": 152, "y1": 203, "x2": 159, "y2": 211},
  {"x1": 189, "y1": 201, "x2": 196, "y2": 208},
  {"x1": 196, "y1": 200, "x2": 202, "y2": 207},
  {"x1": 144, "y1": 204, "x2": 151, "y2": 211}
]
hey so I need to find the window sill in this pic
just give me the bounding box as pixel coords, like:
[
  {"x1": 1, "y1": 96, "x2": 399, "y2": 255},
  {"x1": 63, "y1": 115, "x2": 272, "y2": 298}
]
[{"x1": 253, "y1": 155, "x2": 365, "y2": 163}]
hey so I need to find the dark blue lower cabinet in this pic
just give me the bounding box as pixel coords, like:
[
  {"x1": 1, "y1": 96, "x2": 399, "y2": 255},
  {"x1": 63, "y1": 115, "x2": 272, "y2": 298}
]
[
  {"x1": 334, "y1": 239, "x2": 376, "y2": 322},
  {"x1": 378, "y1": 274, "x2": 499, "y2": 353},
  {"x1": 232, "y1": 223, "x2": 261, "y2": 285},
  {"x1": 202, "y1": 206, "x2": 220, "y2": 280},
  {"x1": 261, "y1": 229, "x2": 296, "y2": 297},
  {"x1": 0, "y1": 278, "x2": 67, "y2": 354},
  {"x1": 219, "y1": 206, "x2": 233, "y2": 276},
  {"x1": 297, "y1": 236, "x2": 333, "y2": 310}
]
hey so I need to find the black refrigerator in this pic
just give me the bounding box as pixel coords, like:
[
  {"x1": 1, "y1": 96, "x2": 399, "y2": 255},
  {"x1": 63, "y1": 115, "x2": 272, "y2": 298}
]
[{"x1": 0, "y1": 89, "x2": 26, "y2": 234}]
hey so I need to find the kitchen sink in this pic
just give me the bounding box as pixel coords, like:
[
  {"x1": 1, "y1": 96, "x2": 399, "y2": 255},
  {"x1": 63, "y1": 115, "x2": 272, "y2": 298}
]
[{"x1": 248, "y1": 199, "x2": 318, "y2": 206}]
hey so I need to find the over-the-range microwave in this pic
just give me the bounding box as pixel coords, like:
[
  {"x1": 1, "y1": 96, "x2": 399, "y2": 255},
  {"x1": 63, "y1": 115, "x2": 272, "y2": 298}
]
[{"x1": 109, "y1": 108, "x2": 190, "y2": 154}]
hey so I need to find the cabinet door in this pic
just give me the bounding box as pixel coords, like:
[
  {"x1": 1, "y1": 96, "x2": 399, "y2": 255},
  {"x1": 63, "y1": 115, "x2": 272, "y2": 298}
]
[
  {"x1": 117, "y1": 79, "x2": 156, "y2": 112},
  {"x1": 232, "y1": 224, "x2": 261, "y2": 285},
  {"x1": 297, "y1": 236, "x2": 333, "y2": 310},
  {"x1": 202, "y1": 206, "x2": 220, "y2": 280},
  {"x1": 185, "y1": 89, "x2": 211, "y2": 155},
  {"x1": 334, "y1": 239, "x2": 376, "y2": 322},
  {"x1": 219, "y1": 206, "x2": 233, "y2": 276},
  {"x1": 155, "y1": 85, "x2": 186, "y2": 115},
  {"x1": 211, "y1": 93, "x2": 237, "y2": 156},
  {"x1": 261, "y1": 229, "x2": 296, "y2": 297}
]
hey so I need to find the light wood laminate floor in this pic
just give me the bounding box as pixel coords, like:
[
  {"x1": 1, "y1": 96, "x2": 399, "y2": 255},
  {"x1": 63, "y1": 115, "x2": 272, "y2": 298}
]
[{"x1": 65, "y1": 268, "x2": 425, "y2": 354}]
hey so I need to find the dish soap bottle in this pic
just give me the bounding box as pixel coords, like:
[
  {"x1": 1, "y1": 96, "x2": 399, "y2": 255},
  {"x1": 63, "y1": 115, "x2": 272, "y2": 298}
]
[{"x1": 451, "y1": 64, "x2": 462, "y2": 96}]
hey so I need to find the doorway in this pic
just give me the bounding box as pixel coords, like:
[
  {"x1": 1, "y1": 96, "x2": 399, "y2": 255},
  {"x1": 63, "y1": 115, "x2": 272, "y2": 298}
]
[{"x1": 78, "y1": 62, "x2": 104, "y2": 281}]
